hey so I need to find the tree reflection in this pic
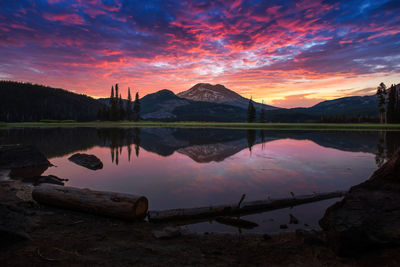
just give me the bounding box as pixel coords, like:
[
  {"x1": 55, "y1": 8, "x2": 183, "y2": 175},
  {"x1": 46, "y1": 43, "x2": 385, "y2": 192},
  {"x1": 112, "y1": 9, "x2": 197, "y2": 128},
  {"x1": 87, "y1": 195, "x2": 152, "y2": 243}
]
[
  {"x1": 134, "y1": 128, "x2": 141, "y2": 157},
  {"x1": 97, "y1": 128, "x2": 142, "y2": 165},
  {"x1": 247, "y1": 129, "x2": 256, "y2": 152},
  {"x1": 375, "y1": 130, "x2": 400, "y2": 167},
  {"x1": 260, "y1": 130, "x2": 265, "y2": 150}
]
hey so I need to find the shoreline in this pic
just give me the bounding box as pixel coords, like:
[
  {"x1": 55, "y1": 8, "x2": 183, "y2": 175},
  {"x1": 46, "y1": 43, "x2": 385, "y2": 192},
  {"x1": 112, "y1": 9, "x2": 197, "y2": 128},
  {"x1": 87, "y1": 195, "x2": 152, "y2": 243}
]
[
  {"x1": 3, "y1": 121, "x2": 400, "y2": 131},
  {"x1": 2, "y1": 180, "x2": 400, "y2": 266}
]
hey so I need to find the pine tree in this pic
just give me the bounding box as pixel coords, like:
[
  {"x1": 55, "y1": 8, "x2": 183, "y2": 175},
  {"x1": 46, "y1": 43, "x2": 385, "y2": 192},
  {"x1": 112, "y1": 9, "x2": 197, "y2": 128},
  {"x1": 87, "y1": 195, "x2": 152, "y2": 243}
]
[
  {"x1": 393, "y1": 84, "x2": 400, "y2": 123},
  {"x1": 115, "y1": 84, "x2": 120, "y2": 120},
  {"x1": 133, "y1": 92, "x2": 141, "y2": 121},
  {"x1": 126, "y1": 87, "x2": 133, "y2": 121},
  {"x1": 259, "y1": 100, "x2": 265, "y2": 123},
  {"x1": 110, "y1": 85, "x2": 117, "y2": 121},
  {"x1": 247, "y1": 97, "x2": 256, "y2": 122},
  {"x1": 377, "y1": 82, "x2": 387, "y2": 124},
  {"x1": 119, "y1": 93, "x2": 125, "y2": 120},
  {"x1": 387, "y1": 84, "x2": 396, "y2": 123}
]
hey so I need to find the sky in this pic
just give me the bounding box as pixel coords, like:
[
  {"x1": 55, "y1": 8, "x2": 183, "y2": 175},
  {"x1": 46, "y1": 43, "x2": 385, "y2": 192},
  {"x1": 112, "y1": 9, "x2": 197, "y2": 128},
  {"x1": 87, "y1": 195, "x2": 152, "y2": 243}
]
[{"x1": 0, "y1": 0, "x2": 399, "y2": 108}]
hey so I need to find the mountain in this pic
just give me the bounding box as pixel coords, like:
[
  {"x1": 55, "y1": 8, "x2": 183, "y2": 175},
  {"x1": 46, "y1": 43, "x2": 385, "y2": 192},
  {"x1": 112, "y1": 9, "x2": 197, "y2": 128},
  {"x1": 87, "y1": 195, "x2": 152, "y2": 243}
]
[
  {"x1": 0, "y1": 81, "x2": 105, "y2": 122},
  {"x1": 140, "y1": 89, "x2": 191, "y2": 120},
  {"x1": 140, "y1": 89, "x2": 247, "y2": 121},
  {"x1": 177, "y1": 83, "x2": 278, "y2": 111},
  {"x1": 99, "y1": 86, "x2": 380, "y2": 122},
  {"x1": 1, "y1": 80, "x2": 381, "y2": 123},
  {"x1": 306, "y1": 95, "x2": 379, "y2": 116},
  {"x1": 260, "y1": 95, "x2": 380, "y2": 122},
  {"x1": 99, "y1": 89, "x2": 247, "y2": 122}
]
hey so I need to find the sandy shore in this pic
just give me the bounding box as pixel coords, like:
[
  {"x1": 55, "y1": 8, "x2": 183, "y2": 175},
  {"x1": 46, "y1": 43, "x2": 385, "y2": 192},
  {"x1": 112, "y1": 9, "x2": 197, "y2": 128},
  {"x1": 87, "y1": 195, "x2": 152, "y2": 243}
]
[{"x1": 1, "y1": 181, "x2": 400, "y2": 266}]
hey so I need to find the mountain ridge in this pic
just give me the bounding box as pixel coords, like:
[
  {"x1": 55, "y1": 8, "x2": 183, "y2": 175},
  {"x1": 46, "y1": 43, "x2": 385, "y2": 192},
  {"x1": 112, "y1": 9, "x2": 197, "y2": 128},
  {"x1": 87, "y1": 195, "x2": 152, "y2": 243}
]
[
  {"x1": 1, "y1": 80, "x2": 382, "y2": 122},
  {"x1": 177, "y1": 83, "x2": 278, "y2": 111}
]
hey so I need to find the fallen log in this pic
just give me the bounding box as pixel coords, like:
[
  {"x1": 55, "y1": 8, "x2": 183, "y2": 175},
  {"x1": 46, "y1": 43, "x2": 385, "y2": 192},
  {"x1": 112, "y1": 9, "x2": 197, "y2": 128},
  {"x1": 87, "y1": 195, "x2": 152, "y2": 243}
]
[
  {"x1": 148, "y1": 191, "x2": 346, "y2": 222},
  {"x1": 32, "y1": 184, "x2": 148, "y2": 220},
  {"x1": 215, "y1": 216, "x2": 259, "y2": 229}
]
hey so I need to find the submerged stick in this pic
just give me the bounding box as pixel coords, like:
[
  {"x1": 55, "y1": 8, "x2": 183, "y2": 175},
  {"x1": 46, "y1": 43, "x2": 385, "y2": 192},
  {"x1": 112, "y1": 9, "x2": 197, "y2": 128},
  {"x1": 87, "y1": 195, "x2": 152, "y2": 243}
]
[
  {"x1": 148, "y1": 191, "x2": 346, "y2": 222},
  {"x1": 215, "y1": 216, "x2": 258, "y2": 229},
  {"x1": 237, "y1": 194, "x2": 246, "y2": 209}
]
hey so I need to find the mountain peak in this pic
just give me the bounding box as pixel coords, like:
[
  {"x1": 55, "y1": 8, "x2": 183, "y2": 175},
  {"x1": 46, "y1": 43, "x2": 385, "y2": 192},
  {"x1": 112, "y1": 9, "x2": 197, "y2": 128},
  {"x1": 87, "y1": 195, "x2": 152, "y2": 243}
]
[
  {"x1": 177, "y1": 83, "x2": 244, "y2": 102},
  {"x1": 177, "y1": 83, "x2": 278, "y2": 110},
  {"x1": 154, "y1": 89, "x2": 176, "y2": 96}
]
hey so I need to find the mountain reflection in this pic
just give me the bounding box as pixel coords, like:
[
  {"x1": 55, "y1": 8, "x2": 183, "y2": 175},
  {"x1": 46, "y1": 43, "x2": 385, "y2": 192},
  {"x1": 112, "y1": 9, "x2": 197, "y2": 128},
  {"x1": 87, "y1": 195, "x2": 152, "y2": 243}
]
[{"x1": 0, "y1": 127, "x2": 399, "y2": 166}]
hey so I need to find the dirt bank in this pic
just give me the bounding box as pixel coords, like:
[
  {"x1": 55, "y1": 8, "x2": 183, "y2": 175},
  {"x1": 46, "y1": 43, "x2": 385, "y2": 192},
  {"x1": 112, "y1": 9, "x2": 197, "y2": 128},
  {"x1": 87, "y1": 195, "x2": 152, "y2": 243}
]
[{"x1": 1, "y1": 181, "x2": 400, "y2": 266}]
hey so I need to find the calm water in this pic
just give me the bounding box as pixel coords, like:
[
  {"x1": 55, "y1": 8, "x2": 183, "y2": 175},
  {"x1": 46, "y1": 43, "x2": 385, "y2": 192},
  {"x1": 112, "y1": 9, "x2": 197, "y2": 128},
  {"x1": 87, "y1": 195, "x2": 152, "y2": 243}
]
[{"x1": 1, "y1": 128, "x2": 399, "y2": 234}]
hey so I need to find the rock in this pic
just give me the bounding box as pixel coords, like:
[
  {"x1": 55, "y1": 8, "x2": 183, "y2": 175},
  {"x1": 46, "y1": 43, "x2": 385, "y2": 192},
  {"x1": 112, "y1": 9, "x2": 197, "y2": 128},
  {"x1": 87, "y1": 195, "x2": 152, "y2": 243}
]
[
  {"x1": 68, "y1": 153, "x2": 103, "y2": 170},
  {"x1": 21, "y1": 175, "x2": 68, "y2": 186},
  {"x1": 320, "y1": 148, "x2": 400, "y2": 256},
  {"x1": 289, "y1": 214, "x2": 299, "y2": 224},
  {"x1": 9, "y1": 166, "x2": 49, "y2": 178},
  {"x1": 153, "y1": 227, "x2": 182, "y2": 239},
  {"x1": 280, "y1": 224, "x2": 288, "y2": 229},
  {"x1": 0, "y1": 145, "x2": 51, "y2": 169},
  {"x1": 0, "y1": 204, "x2": 31, "y2": 245}
]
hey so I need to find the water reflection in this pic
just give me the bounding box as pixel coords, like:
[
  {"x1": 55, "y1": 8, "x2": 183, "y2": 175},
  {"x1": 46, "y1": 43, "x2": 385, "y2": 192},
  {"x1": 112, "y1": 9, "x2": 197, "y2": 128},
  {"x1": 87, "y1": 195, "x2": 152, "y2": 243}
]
[
  {"x1": 2, "y1": 127, "x2": 400, "y2": 233},
  {"x1": 1, "y1": 128, "x2": 399, "y2": 166}
]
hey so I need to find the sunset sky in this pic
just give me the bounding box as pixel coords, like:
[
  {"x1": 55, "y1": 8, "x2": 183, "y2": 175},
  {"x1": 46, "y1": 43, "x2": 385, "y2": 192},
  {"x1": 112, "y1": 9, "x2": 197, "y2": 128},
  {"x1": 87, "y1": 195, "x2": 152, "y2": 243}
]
[{"x1": 1, "y1": 0, "x2": 399, "y2": 107}]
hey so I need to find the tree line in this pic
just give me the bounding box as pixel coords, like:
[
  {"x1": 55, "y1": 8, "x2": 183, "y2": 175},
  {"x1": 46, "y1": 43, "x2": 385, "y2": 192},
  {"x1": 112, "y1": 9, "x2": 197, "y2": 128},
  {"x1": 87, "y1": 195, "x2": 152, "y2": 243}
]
[
  {"x1": 0, "y1": 81, "x2": 103, "y2": 122},
  {"x1": 97, "y1": 83, "x2": 141, "y2": 121},
  {"x1": 377, "y1": 83, "x2": 400, "y2": 123}
]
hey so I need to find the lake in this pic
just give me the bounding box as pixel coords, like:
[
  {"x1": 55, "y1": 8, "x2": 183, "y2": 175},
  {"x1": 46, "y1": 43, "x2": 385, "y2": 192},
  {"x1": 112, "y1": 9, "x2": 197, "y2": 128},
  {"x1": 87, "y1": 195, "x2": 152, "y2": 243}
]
[{"x1": 1, "y1": 127, "x2": 399, "y2": 234}]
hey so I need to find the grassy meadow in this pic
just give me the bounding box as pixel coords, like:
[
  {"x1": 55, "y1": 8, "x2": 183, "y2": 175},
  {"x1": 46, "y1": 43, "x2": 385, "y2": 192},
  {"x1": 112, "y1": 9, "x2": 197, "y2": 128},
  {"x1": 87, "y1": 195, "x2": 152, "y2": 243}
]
[{"x1": 2, "y1": 121, "x2": 400, "y2": 131}]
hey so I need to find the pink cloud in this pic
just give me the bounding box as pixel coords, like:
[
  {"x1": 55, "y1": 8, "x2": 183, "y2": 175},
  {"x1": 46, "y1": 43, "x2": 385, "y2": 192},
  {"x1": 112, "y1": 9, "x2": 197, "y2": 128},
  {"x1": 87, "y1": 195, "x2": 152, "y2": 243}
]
[{"x1": 43, "y1": 13, "x2": 85, "y2": 25}]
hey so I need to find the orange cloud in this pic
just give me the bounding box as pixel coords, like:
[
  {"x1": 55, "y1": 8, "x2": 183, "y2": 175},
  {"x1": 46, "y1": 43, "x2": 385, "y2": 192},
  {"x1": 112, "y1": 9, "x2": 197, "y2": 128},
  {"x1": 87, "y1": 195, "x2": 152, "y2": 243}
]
[{"x1": 271, "y1": 94, "x2": 325, "y2": 108}]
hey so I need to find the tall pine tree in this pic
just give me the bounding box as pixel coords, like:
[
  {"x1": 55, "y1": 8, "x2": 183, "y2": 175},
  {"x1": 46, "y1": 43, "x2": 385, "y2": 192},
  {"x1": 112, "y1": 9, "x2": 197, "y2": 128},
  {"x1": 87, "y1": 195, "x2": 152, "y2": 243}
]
[
  {"x1": 396, "y1": 85, "x2": 400, "y2": 123},
  {"x1": 119, "y1": 93, "x2": 125, "y2": 120},
  {"x1": 126, "y1": 87, "x2": 133, "y2": 121},
  {"x1": 259, "y1": 100, "x2": 265, "y2": 123},
  {"x1": 247, "y1": 97, "x2": 256, "y2": 123},
  {"x1": 115, "y1": 84, "x2": 120, "y2": 120},
  {"x1": 377, "y1": 82, "x2": 387, "y2": 124},
  {"x1": 387, "y1": 84, "x2": 396, "y2": 123},
  {"x1": 110, "y1": 85, "x2": 117, "y2": 121},
  {"x1": 133, "y1": 92, "x2": 141, "y2": 121}
]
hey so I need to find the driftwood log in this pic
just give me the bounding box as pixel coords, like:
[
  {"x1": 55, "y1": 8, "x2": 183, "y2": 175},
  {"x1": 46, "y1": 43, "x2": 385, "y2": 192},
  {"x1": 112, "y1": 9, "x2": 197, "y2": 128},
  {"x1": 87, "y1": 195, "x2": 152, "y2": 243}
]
[
  {"x1": 148, "y1": 191, "x2": 346, "y2": 222},
  {"x1": 32, "y1": 184, "x2": 148, "y2": 220}
]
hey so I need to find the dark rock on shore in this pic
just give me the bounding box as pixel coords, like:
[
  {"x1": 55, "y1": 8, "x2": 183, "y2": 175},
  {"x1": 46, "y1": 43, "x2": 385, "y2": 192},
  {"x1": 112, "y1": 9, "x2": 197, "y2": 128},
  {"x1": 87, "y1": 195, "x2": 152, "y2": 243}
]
[
  {"x1": 0, "y1": 145, "x2": 51, "y2": 169},
  {"x1": 68, "y1": 153, "x2": 103, "y2": 170},
  {"x1": 0, "y1": 181, "x2": 35, "y2": 246},
  {"x1": 320, "y1": 148, "x2": 400, "y2": 256},
  {"x1": 21, "y1": 175, "x2": 68, "y2": 186},
  {"x1": 0, "y1": 204, "x2": 31, "y2": 244},
  {"x1": 8, "y1": 166, "x2": 49, "y2": 178}
]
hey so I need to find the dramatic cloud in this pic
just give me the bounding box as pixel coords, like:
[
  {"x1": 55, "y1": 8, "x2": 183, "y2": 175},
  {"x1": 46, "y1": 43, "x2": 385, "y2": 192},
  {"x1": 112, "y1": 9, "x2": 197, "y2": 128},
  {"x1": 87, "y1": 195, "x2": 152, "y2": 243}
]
[{"x1": 0, "y1": 0, "x2": 399, "y2": 107}]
